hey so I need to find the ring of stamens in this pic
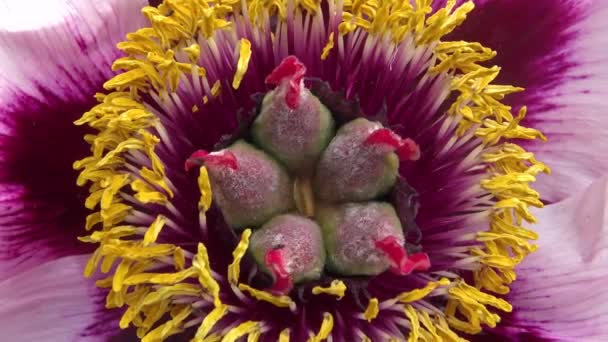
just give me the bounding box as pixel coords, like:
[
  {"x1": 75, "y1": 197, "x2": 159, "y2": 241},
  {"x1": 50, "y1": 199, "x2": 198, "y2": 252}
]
[{"x1": 74, "y1": 0, "x2": 549, "y2": 340}]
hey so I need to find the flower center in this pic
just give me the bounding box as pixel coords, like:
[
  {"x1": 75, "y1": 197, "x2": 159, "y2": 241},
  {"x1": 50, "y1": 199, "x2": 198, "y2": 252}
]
[
  {"x1": 185, "y1": 56, "x2": 430, "y2": 294},
  {"x1": 73, "y1": 1, "x2": 550, "y2": 339}
]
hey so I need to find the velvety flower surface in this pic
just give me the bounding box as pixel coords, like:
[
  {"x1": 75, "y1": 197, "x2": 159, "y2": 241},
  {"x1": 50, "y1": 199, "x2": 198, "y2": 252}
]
[{"x1": 0, "y1": 0, "x2": 606, "y2": 341}]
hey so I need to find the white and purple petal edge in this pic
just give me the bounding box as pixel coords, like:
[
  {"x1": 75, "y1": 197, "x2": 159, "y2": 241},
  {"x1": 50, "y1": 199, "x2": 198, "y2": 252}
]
[
  {"x1": 501, "y1": 177, "x2": 608, "y2": 340},
  {"x1": 0, "y1": 0, "x2": 148, "y2": 104},
  {"x1": 0, "y1": 0, "x2": 148, "y2": 278},
  {"x1": 447, "y1": 0, "x2": 608, "y2": 202},
  {"x1": 522, "y1": 0, "x2": 608, "y2": 202}
]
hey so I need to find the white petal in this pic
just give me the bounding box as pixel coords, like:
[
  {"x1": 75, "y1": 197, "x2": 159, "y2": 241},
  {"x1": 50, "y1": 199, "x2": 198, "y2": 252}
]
[
  {"x1": 0, "y1": 0, "x2": 148, "y2": 102},
  {"x1": 505, "y1": 177, "x2": 608, "y2": 340},
  {"x1": 0, "y1": 254, "x2": 119, "y2": 341},
  {"x1": 523, "y1": 1, "x2": 608, "y2": 202}
]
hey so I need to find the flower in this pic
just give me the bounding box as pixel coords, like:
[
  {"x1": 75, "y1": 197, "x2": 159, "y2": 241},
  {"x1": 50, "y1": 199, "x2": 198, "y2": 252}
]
[{"x1": 0, "y1": 0, "x2": 607, "y2": 341}]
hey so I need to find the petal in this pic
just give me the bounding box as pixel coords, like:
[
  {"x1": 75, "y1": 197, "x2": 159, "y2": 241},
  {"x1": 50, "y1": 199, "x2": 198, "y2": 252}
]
[
  {"x1": 449, "y1": 0, "x2": 608, "y2": 202},
  {"x1": 0, "y1": 254, "x2": 121, "y2": 341},
  {"x1": 498, "y1": 177, "x2": 608, "y2": 340},
  {"x1": 0, "y1": 0, "x2": 148, "y2": 278},
  {"x1": 0, "y1": 0, "x2": 148, "y2": 101}
]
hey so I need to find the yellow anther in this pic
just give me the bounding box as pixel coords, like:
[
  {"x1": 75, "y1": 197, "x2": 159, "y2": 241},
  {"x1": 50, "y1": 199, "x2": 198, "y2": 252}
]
[
  {"x1": 308, "y1": 312, "x2": 334, "y2": 342},
  {"x1": 232, "y1": 39, "x2": 252, "y2": 89},
  {"x1": 174, "y1": 247, "x2": 186, "y2": 270},
  {"x1": 144, "y1": 215, "x2": 167, "y2": 245},
  {"x1": 321, "y1": 32, "x2": 335, "y2": 60},
  {"x1": 404, "y1": 305, "x2": 420, "y2": 342},
  {"x1": 311, "y1": 280, "x2": 347, "y2": 299},
  {"x1": 183, "y1": 43, "x2": 201, "y2": 63},
  {"x1": 228, "y1": 229, "x2": 252, "y2": 285},
  {"x1": 279, "y1": 328, "x2": 291, "y2": 342},
  {"x1": 222, "y1": 321, "x2": 261, "y2": 342},
  {"x1": 393, "y1": 278, "x2": 450, "y2": 303},
  {"x1": 447, "y1": 281, "x2": 513, "y2": 334},
  {"x1": 193, "y1": 304, "x2": 229, "y2": 341},
  {"x1": 123, "y1": 268, "x2": 198, "y2": 286},
  {"x1": 120, "y1": 286, "x2": 150, "y2": 328},
  {"x1": 238, "y1": 283, "x2": 296, "y2": 310},
  {"x1": 211, "y1": 80, "x2": 222, "y2": 97},
  {"x1": 197, "y1": 166, "x2": 213, "y2": 212},
  {"x1": 363, "y1": 298, "x2": 379, "y2": 322},
  {"x1": 142, "y1": 305, "x2": 192, "y2": 342},
  {"x1": 142, "y1": 283, "x2": 201, "y2": 306},
  {"x1": 193, "y1": 243, "x2": 222, "y2": 307}
]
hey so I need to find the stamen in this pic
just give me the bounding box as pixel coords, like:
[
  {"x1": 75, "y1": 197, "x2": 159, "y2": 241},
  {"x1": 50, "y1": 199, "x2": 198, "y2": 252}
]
[
  {"x1": 73, "y1": 0, "x2": 545, "y2": 339},
  {"x1": 264, "y1": 248, "x2": 293, "y2": 294},
  {"x1": 265, "y1": 55, "x2": 307, "y2": 109},
  {"x1": 374, "y1": 236, "x2": 430, "y2": 275},
  {"x1": 185, "y1": 150, "x2": 238, "y2": 171}
]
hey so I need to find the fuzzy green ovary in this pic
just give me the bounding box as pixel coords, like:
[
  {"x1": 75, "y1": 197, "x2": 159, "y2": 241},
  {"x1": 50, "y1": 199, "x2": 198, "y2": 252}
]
[
  {"x1": 209, "y1": 116, "x2": 407, "y2": 282},
  {"x1": 316, "y1": 202, "x2": 405, "y2": 276},
  {"x1": 249, "y1": 214, "x2": 325, "y2": 285},
  {"x1": 252, "y1": 87, "x2": 335, "y2": 174},
  {"x1": 314, "y1": 118, "x2": 400, "y2": 203},
  {"x1": 217, "y1": 117, "x2": 406, "y2": 281},
  {"x1": 206, "y1": 140, "x2": 295, "y2": 229}
]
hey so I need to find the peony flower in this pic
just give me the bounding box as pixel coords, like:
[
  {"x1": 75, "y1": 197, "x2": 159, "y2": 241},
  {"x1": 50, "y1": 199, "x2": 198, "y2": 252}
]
[{"x1": 1, "y1": 0, "x2": 606, "y2": 341}]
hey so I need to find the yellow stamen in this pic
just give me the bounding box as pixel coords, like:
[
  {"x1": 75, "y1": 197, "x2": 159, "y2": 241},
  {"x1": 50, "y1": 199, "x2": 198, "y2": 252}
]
[
  {"x1": 211, "y1": 80, "x2": 222, "y2": 97},
  {"x1": 222, "y1": 321, "x2": 261, "y2": 342},
  {"x1": 232, "y1": 38, "x2": 252, "y2": 89},
  {"x1": 74, "y1": 0, "x2": 547, "y2": 340},
  {"x1": 404, "y1": 305, "x2": 421, "y2": 342},
  {"x1": 141, "y1": 305, "x2": 192, "y2": 342},
  {"x1": 279, "y1": 329, "x2": 291, "y2": 342},
  {"x1": 197, "y1": 166, "x2": 213, "y2": 212},
  {"x1": 363, "y1": 298, "x2": 379, "y2": 322},
  {"x1": 228, "y1": 229, "x2": 252, "y2": 285},
  {"x1": 237, "y1": 284, "x2": 296, "y2": 310},
  {"x1": 321, "y1": 32, "x2": 335, "y2": 60},
  {"x1": 308, "y1": 312, "x2": 334, "y2": 342},
  {"x1": 393, "y1": 278, "x2": 450, "y2": 303},
  {"x1": 193, "y1": 304, "x2": 229, "y2": 341},
  {"x1": 143, "y1": 215, "x2": 167, "y2": 245},
  {"x1": 311, "y1": 280, "x2": 347, "y2": 300},
  {"x1": 193, "y1": 243, "x2": 222, "y2": 307},
  {"x1": 183, "y1": 43, "x2": 201, "y2": 63}
]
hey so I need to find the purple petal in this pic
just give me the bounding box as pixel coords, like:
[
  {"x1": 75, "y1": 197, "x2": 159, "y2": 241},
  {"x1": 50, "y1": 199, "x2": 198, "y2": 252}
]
[
  {"x1": 496, "y1": 177, "x2": 608, "y2": 340},
  {"x1": 0, "y1": 254, "x2": 121, "y2": 341},
  {"x1": 449, "y1": 0, "x2": 608, "y2": 202},
  {"x1": 0, "y1": 0, "x2": 148, "y2": 277}
]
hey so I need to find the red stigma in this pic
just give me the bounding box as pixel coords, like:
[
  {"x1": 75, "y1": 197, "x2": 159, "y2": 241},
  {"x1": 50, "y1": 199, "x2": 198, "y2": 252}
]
[
  {"x1": 185, "y1": 149, "x2": 238, "y2": 171},
  {"x1": 364, "y1": 128, "x2": 401, "y2": 148},
  {"x1": 402, "y1": 252, "x2": 431, "y2": 273},
  {"x1": 374, "y1": 236, "x2": 430, "y2": 275},
  {"x1": 265, "y1": 56, "x2": 307, "y2": 109},
  {"x1": 396, "y1": 138, "x2": 421, "y2": 161},
  {"x1": 264, "y1": 248, "x2": 293, "y2": 294},
  {"x1": 364, "y1": 129, "x2": 421, "y2": 161}
]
